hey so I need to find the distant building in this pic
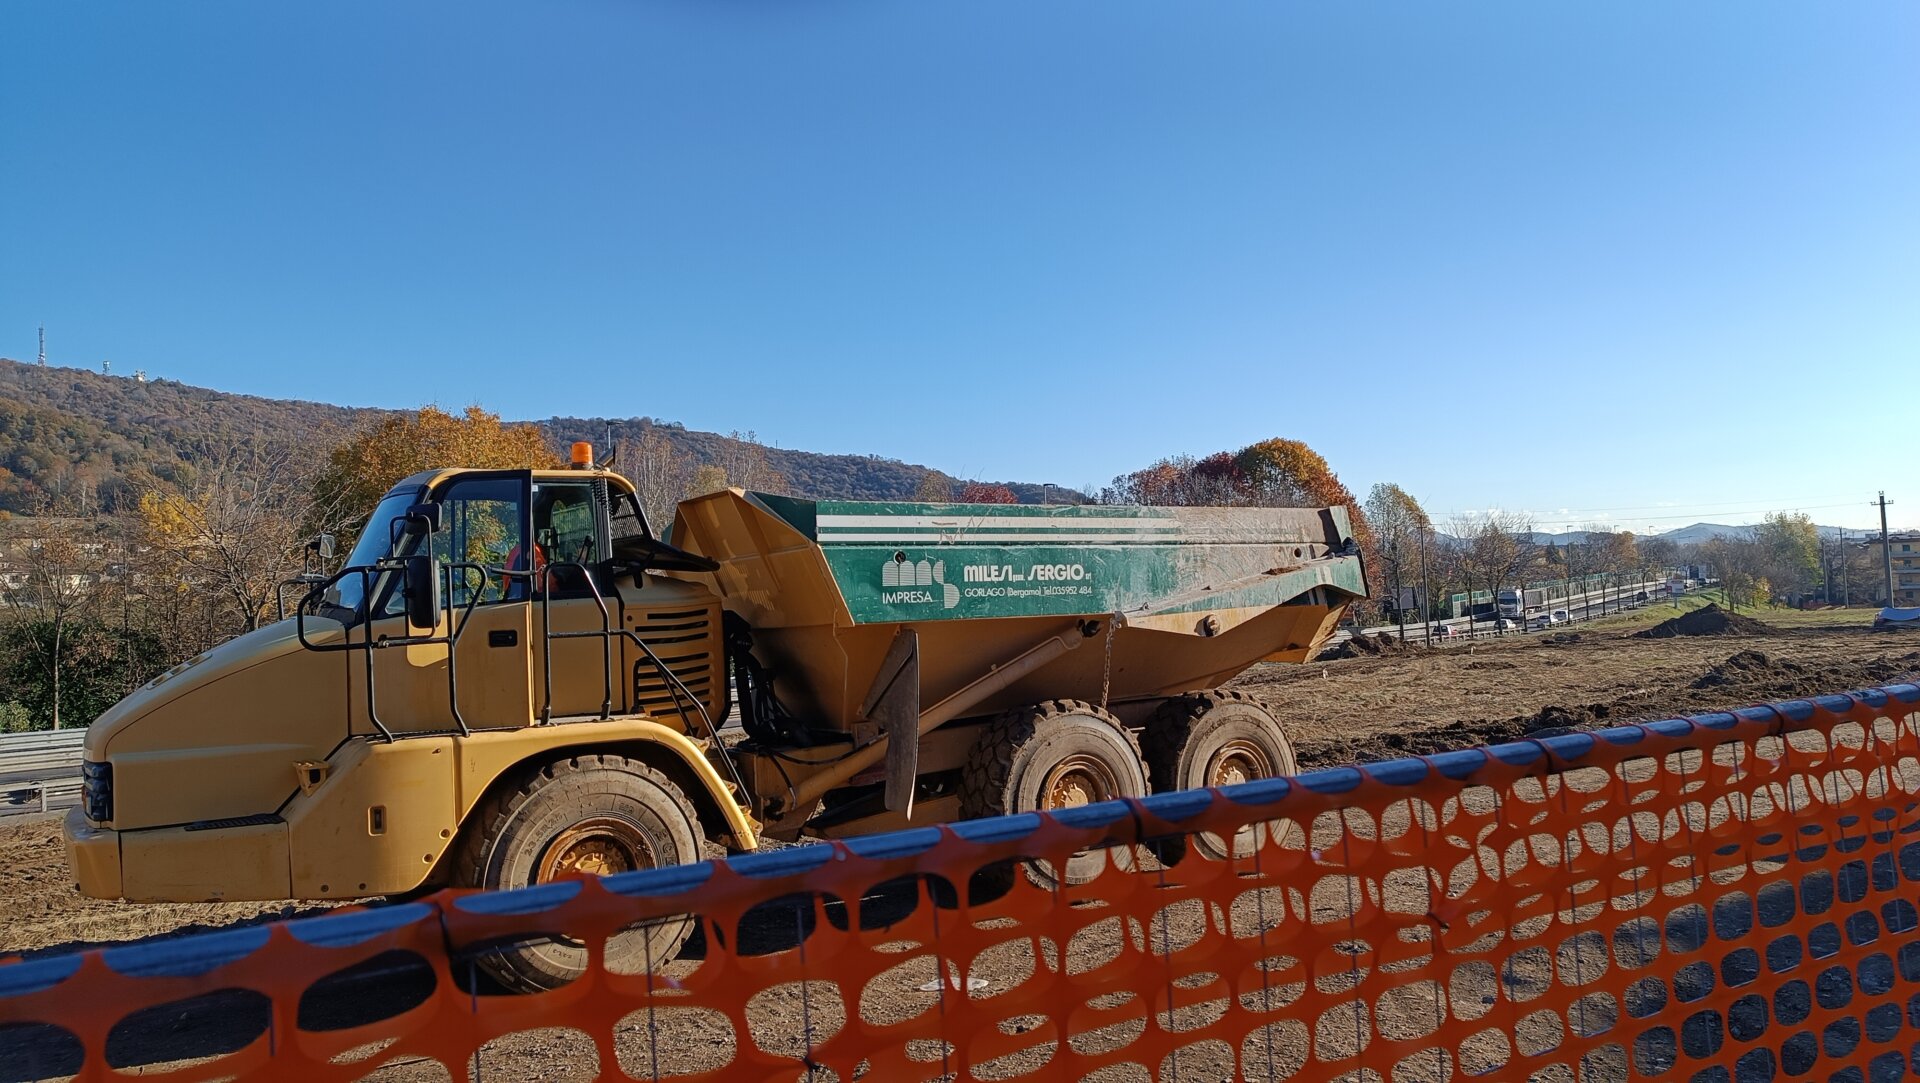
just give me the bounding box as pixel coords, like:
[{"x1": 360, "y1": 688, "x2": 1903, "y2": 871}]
[{"x1": 1862, "y1": 531, "x2": 1920, "y2": 606}]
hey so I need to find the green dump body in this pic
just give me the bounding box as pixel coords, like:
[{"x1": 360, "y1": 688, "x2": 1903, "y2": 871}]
[{"x1": 670, "y1": 492, "x2": 1368, "y2": 728}]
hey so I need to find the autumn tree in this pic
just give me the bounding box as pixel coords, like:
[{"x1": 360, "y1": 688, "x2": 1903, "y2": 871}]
[
  {"x1": 0, "y1": 518, "x2": 113, "y2": 728},
  {"x1": 1104, "y1": 436, "x2": 1375, "y2": 616},
  {"x1": 1755, "y1": 512, "x2": 1820, "y2": 600},
  {"x1": 913, "y1": 472, "x2": 954, "y2": 502},
  {"x1": 1103, "y1": 456, "x2": 1207, "y2": 506},
  {"x1": 1639, "y1": 536, "x2": 1680, "y2": 580},
  {"x1": 1703, "y1": 535, "x2": 1769, "y2": 611},
  {"x1": 621, "y1": 427, "x2": 696, "y2": 534},
  {"x1": 139, "y1": 443, "x2": 318, "y2": 634},
  {"x1": 957, "y1": 482, "x2": 1018, "y2": 504},
  {"x1": 1448, "y1": 510, "x2": 1540, "y2": 617},
  {"x1": 712, "y1": 431, "x2": 788, "y2": 495},
  {"x1": 313, "y1": 406, "x2": 559, "y2": 530},
  {"x1": 1364, "y1": 483, "x2": 1432, "y2": 617}
]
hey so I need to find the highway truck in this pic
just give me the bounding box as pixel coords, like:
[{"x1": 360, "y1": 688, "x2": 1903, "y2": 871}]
[
  {"x1": 63, "y1": 446, "x2": 1367, "y2": 989},
  {"x1": 1495, "y1": 587, "x2": 1546, "y2": 621}
]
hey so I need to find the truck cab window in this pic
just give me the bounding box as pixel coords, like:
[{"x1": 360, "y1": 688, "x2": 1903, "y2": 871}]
[
  {"x1": 378, "y1": 476, "x2": 525, "y2": 613},
  {"x1": 523, "y1": 481, "x2": 604, "y2": 597},
  {"x1": 610, "y1": 491, "x2": 651, "y2": 543}
]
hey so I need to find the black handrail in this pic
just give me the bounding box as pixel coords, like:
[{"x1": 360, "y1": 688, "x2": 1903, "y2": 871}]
[
  {"x1": 293, "y1": 561, "x2": 489, "y2": 741},
  {"x1": 514, "y1": 560, "x2": 748, "y2": 800}
]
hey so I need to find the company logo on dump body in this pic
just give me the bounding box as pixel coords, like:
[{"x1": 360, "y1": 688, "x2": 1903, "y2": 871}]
[
  {"x1": 880, "y1": 553, "x2": 1097, "y2": 610},
  {"x1": 964, "y1": 563, "x2": 1088, "y2": 583},
  {"x1": 880, "y1": 555, "x2": 960, "y2": 609}
]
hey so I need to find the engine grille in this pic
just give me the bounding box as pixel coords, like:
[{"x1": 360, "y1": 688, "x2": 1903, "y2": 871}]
[{"x1": 629, "y1": 604, "x2": 721, "y2": 725}]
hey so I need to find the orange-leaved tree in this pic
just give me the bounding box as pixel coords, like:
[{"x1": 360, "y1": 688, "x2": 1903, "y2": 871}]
[
  {"x1": 957, "y1": 482, "x2": 1018, "y2": 504},
  {"x1": 313, "y1": 405, "x2": 560, "y2": 530},
  {"x1": 1105, "y1": 436, "x2": 1375, "y2": 609}
]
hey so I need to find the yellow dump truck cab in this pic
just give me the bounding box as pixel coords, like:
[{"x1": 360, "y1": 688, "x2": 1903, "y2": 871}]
[{"x1": 67, "y1": 465, "x2": 755, "y2": 931}]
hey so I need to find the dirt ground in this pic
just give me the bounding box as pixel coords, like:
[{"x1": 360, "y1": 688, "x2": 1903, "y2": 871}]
[
  {"x1": 3, "y1": 616, "x2": 1915, "y2": 1079},
  {"x1": 1242, "y1": 624, "x2": 1918, "y2": 767}
]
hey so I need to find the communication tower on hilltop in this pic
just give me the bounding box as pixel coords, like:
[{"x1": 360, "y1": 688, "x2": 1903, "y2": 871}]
[
  {"x1": 102, "y1": 360, "x2": 111, "y2": 375},
  {"x1": 37, "y1": 326, "x2": 46, "y2": 366}
]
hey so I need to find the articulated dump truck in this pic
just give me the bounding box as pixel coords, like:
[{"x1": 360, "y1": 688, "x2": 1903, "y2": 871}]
[{"x1": 65, "y1": 451, "x2": 1366, "y2": 989}]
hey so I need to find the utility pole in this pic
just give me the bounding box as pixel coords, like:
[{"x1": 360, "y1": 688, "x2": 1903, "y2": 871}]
[
  {"x1": 1842, "y1": 529, "x2": 1850, "y2": 606},
  {"x1": 1877, "y1": 492, "x2": 1895, "y2": 606},
  {"x1": 1419, "y1": 527, "x2": 1434, "y2": 646}
]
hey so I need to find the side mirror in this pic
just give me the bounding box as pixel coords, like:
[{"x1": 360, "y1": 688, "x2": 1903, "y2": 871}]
[
  {"x1": 308, "y1": 533, "x2": 337, "y2": 560},
  {"x1": 403, "y1": 554, "x2": 441, "y2": 631},
  {"x1": 403, "y1": 503, "x2": 442, "y2": 536}
]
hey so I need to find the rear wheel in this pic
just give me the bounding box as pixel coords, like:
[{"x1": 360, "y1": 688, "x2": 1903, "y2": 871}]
[
  {"x1": 1144, "y1": 691, "x2": 1298, "y2": 862},
  {"x1": 455, "y1": 753, "x2": 703, "y2": 992},
  {"x1": 961, "y1": 700, "x2": 1149, "y2": 890}
]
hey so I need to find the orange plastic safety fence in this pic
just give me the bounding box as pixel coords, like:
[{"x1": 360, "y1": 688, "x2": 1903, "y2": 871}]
[{"x1": 6, "y1": 685, "x2": 1920, "y2": 1082}]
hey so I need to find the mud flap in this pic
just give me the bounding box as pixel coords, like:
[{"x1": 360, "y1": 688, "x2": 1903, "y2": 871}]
[{"x1": 860, "y1": 627, "x2": 921, "y2": 816}]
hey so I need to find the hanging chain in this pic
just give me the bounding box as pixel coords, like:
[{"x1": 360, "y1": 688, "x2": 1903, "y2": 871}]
[{"x1": 1100, "y1": 613, "x2": 1117, "y2": 709}]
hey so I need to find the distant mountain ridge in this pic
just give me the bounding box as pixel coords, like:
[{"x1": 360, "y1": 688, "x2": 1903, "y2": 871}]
[
  {"x1": 0, "y1": 358, "x2": 1072, "y2": 514},
  {"x1": 1432, "y1": 522, "x2": 1853, "y2": 549}
]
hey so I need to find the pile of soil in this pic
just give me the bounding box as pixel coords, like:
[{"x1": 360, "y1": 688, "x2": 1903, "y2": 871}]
[
  {"x1": 1691, "y1": 649, "x2": 1806, "y2": 690},
  {"x1": 1316, "y1": 632, "x2": 1430, "y2": 661},
  {"x1": 1329, "y1": 702, "x2": 1617, "y2": 760},
  {"x1": 1633, "y1": 603, "x2": 1778, "y2": 640}
]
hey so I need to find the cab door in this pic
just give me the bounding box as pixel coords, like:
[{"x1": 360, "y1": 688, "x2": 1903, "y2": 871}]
[
  {"x1": 354, "y1": 473, "x2": 535, "y2": 735},
  {"x1": 527, "y1": 476, "x2": 624, "y2": 720},
  {"x1": 439, "y1": 473, "x2": 535, "y2": 730}
]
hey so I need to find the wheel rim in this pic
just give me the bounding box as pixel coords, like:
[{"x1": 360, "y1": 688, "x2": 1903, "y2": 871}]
[
  {"x1": 1041, "y1": 752, "x2": 1122, "y2": 810},
  {"x1": 1207, "y1": 738, "x2": 1275, "y2": 789},
  {"x1": 536, "y1": 816, "x2": 656, "y2": 882}
]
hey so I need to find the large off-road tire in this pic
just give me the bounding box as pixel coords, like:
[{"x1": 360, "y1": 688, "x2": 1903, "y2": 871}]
[
  {"x1": 455, "y1": 753, "x2": 703, "y2": 993},
  {"x1": 961, "y1": 700, "x2": 1149, "y2": 891},
  {"x1": 1143, "y1": 690, "x2": 1299, "y2": 863}
]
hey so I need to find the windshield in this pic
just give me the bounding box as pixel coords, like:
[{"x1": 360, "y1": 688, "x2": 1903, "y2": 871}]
[{"x1": 324, "y1": 487, "x2": 423, "y2": 613}]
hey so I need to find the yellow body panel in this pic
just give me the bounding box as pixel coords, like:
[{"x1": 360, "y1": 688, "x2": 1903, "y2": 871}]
[
  {"x1": 73, "y1": 717, "x2": 757, "y2": 902},
  {"x1": 287, "y1": 737, "x2": 457, "y2": 897},
  {"x1": 123, "y1": 819, "x2": 290, "y2": 902},
  {"x1": 61, "y1": 808, "x2": 121, "y2": 898},
  {"x1": 90, "y1": 620, "x2": 349, "y2": 830}
]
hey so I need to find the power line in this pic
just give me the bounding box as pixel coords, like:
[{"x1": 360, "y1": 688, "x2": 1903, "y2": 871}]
[
  {"x1": 1433, "y1": 499, "x2": 1862, "y2": 522},
  {"x1": 1441, "y1": 501, "x2": 1868, "y2": 529}
]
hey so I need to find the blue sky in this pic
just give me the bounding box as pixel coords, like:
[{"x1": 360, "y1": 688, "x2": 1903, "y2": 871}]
[{"x1": 3, "y1": 3, "x2": 1915, "y2": 532}]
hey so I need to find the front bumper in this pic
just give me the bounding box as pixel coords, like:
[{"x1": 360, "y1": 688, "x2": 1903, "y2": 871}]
[{"x1": 61, "y1": 807, "x2": 123, "y2": 899}]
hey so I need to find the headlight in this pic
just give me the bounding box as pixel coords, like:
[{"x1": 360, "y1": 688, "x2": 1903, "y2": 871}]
[{"x1": 82, "y1": 760, "x2": 113, "y2": 823}]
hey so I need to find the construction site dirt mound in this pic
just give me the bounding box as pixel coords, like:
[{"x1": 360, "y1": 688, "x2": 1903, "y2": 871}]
[
  {"x1": 1691, "y1": 649, "x2": 1804, "y2": 690},
  {"x1": 1344, "y1": 703, "x2": 1618, "y2": 760},
  {"x1": 1315, "y1": 632, "x2": 1430, "y2": 661},
  {"x1": 1633, "y1": 603, "x2": 1779, "y2": 640}
]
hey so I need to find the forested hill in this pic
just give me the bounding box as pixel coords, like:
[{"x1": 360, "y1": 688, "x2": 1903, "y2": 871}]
[{"x1": 0, "y1": 358, "x2": 1069, "y2": 513}]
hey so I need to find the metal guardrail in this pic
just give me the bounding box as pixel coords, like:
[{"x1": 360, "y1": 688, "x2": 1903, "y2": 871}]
[
  {"x1": 0, "y1": 728, "x2": 86, "y2": 816},
  {"x1": 1334, "y1": 579, "x2": 1677, "y2": 649}
]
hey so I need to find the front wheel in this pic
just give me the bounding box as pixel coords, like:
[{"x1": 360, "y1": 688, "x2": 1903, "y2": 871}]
[{"x1": 454, "y1": 753, "x2": 703, "y2": 992}]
